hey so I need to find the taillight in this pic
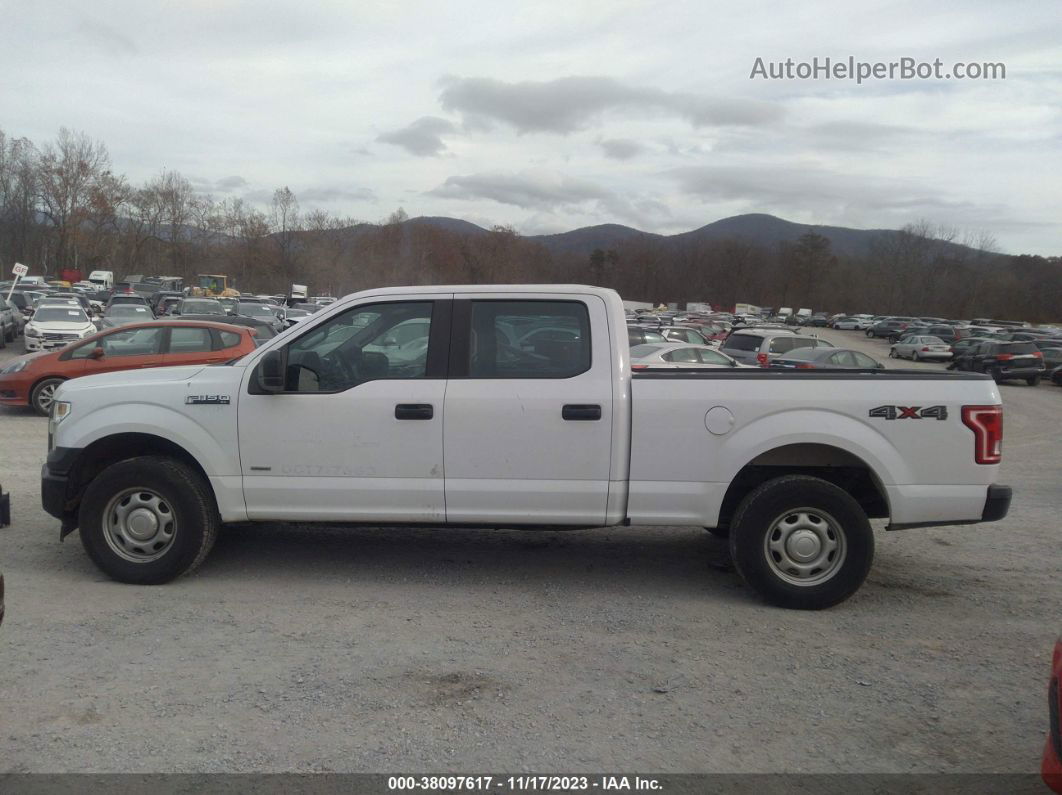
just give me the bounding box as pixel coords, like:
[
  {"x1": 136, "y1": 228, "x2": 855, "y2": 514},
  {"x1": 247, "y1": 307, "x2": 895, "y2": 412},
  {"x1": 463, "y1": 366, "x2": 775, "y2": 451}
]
[
  {"x1": 795, "y1": 363, "x2": 815, "y2": 369},
  {"x1": 631, "y1": 364, "x2": 649, "y2": 370},
  {"x1": 921, "y1": 346, "x2": 930, "y2": 352},
  {"x1": 995, "y1": 353, "x2": 1014, "y2": 361},
  {"x1": 756, "y1": 352, "x2": 768, "y2": 366},
  {"x1": 961, "y1": 405, "x2": 1003, "y2": 465},
  {"x1": 1033, "y1": 351, "x2": 1043, "y2": 358}
]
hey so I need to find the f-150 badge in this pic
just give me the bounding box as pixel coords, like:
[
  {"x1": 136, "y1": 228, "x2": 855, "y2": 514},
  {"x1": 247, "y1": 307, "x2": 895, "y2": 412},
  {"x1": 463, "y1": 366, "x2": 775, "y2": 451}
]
[{"x1": 186, "y1": 395, "x2": 231, "y2": 405}]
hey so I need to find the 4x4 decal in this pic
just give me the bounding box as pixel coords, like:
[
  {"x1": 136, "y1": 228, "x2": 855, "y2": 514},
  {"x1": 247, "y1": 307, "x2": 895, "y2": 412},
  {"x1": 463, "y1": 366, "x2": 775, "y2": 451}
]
[{"x1": 869, "y1": 405, "x2": 948, "y2": 420}]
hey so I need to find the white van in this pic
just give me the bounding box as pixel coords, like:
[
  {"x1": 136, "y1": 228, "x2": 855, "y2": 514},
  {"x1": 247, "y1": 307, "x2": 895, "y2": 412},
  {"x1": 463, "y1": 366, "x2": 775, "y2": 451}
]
[
  {"x1": 88, "y1": 270, "x2": 114, "y2": 289},
  {"x1": 778, "y1": 307, "x2": 793, "y2": 317}
]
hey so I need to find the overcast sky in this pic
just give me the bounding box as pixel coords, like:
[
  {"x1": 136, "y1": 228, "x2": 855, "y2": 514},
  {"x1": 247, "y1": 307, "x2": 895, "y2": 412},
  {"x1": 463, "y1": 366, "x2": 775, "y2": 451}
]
[{"x1": 2, "y1": 0, "x2": 1060, "y2": 253}]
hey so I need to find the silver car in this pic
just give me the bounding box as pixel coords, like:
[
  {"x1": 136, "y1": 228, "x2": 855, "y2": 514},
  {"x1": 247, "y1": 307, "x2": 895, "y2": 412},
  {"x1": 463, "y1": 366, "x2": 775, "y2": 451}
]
[
  {"x1": 630, "y1": 343, "x2": 740, "y2": 369},
  {"x1": 890, "y1": 335, "x2": 952, "y2": 361}
]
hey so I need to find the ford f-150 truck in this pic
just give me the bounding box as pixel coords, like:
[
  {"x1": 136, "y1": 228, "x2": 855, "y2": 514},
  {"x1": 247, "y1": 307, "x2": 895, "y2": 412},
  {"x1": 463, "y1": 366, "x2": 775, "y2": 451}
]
[{"x1": 41, "y1": 285, "x2": 1011, "y2": 609}]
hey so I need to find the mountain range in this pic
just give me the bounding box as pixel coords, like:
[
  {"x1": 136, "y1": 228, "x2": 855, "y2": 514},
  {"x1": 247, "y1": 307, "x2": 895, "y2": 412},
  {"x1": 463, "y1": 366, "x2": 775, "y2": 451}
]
[{"x1": 399, "y1": 213, "x2": 958, "y2": 258}]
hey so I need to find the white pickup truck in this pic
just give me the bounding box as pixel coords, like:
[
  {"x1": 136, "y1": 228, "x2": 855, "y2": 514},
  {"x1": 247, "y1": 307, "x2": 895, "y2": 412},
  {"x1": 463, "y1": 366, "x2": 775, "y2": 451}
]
[{"x1": 41, "y1": 285, "x2": 1011, "y2": 609}]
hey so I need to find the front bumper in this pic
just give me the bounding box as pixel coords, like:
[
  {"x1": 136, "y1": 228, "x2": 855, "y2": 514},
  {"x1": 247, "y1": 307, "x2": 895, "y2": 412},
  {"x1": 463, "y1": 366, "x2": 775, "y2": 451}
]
[
  {"x1": 0, "y1": 481, "x2": 10, "y2": 527},
  {"x1": 41, "y1": 447, "x2": 81, "y2": 526}
]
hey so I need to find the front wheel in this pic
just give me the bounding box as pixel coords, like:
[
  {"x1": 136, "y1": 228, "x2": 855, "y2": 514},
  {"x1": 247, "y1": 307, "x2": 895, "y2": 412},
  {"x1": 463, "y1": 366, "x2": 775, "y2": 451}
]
[
  {"x1": 78, "y1": 456, "x2": 219, "y2": 584},
  {"x1": 729, "y1": 475, "x2": 874, "y2": 610},
  {"x1": 1027, "y1": 376, "x2": 1041, "y2": 386},
  {"x1": 888, "y1": 348, "x2": 896, "y2": 358},
  {"x1": 30, "y1": 377, "x2": 65, "y2": 416}
]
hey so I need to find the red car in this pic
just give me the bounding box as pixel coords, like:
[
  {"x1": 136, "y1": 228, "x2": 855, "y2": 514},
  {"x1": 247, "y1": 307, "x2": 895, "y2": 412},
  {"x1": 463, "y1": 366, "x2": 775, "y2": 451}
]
[
  {"x1": 0, "y1": 320, "x2": 258, "y2": 415},
  {"x1": 1046, "y1": 636, "x2": 1062, "y2": 793}
]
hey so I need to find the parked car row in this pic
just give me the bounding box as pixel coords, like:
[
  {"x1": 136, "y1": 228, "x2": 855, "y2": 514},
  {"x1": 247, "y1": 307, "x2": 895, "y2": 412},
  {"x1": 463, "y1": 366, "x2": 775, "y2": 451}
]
[{"x1": 823, "y1": 310, "x2": 1062, "y2": 386}]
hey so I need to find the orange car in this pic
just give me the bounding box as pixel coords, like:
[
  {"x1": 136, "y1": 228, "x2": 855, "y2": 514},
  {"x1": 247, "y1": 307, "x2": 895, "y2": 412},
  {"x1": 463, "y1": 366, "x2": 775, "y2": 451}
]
[{"x1": 0, "y1": 320, "x2": 258, "y2": 415}]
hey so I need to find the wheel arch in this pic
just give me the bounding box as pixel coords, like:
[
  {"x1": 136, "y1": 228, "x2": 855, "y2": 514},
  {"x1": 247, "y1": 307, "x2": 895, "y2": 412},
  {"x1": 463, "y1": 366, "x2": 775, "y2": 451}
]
[
  {"x1": 65, "y1": 433, "x2": 217, "y2": 519},
  {"x1": 716, "y1": 442, "x2": 891, "y2": 530}
]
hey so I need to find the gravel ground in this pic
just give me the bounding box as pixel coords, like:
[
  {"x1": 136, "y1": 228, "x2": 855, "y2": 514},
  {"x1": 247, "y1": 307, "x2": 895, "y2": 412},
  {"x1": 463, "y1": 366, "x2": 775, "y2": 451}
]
[{"x1": 0, "y1": 327, "x2": 1058, "y2": 773}]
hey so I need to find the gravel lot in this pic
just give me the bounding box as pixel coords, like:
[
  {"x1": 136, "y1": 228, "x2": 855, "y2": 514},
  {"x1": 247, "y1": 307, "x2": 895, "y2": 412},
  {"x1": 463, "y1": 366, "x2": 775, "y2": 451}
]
[{"x1": 0, "y1": 327, "x2": 1058, "y2": 773}]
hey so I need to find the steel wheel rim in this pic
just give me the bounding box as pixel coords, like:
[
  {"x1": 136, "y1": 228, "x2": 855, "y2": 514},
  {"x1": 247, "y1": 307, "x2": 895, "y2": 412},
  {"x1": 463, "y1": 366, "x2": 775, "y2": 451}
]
[
  {"x1": 102, "y1": 488, "x2": 177, "y2": 563},
  {"x1": 36, "y1": 382, "x2": 59, "y2": 412},
  {"x1": 763, "y1": 508, "x2": 847, "y2": 586}
]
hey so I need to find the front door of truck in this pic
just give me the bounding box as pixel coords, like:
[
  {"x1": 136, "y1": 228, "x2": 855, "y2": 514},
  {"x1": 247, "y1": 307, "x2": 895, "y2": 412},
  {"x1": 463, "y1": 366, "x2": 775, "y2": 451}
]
[
  {"x1": 237, "y1": 296, "x2": 451, "y2": 522},
  {"x1": 442, "y1": 293, "x2": 614, "y2": 525}
]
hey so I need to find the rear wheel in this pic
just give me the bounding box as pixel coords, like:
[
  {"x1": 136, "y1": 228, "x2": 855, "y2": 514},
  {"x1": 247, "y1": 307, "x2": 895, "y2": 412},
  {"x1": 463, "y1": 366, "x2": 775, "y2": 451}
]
[
  {"x1": 913, "y1": 351, "x2": 921, "y2": 361},
  {"x1": 78, "y1": 456, "x2": 219, "y2": 584},
  {"x1": 888, "y1": 348, "x2": 896, "y2": 358},
  {"x1": 30, "y1": 377, "x2": 65, "y2": 416},
  {"x1": 729, "y1": 475, "x2": 874, "y2": 610}
]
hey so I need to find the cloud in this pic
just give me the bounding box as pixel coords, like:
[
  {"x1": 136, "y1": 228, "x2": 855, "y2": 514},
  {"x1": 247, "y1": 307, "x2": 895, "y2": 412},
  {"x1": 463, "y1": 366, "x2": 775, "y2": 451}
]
[
  {"x1": 215, "y1": 175, "x2": 249, "y2": 192},
  {"x1": 377, "y1": 116, "x2": 456, "y2": 156},
  {"x1": 665, "y1": 164, "x2": 980, "y2": 217},
  {"x1": 74, "y1": 19, "x2": 139, "y2": 56},
  {"x1": 426, "y1": 170, "x2": 671, "y2": 229},
  {"x1": 598, "y1": 138, "x2": 645, "y2": 160},
  {"x1": 428, "y1": 171, "x2": 610, "y2": 209},
  {"x1": 300, "y1": 186, "x2": 377, "y2": 203},
  {"x1": 438, "y1": 76, "x2": 782, "y2": 134}
]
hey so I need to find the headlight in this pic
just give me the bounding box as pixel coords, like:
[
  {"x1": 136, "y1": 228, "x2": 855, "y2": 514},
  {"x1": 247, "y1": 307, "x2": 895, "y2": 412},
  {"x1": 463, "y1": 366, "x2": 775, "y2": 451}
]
[
  {"x1": 25, "y1": 325, "x2": 40, "y2": 337},
  {"x1": 52, "y1": 401, "x2": 71, "y2": 424},
  {"x1": 0, "y1": 359, "x2": 28, "y2": 374}
]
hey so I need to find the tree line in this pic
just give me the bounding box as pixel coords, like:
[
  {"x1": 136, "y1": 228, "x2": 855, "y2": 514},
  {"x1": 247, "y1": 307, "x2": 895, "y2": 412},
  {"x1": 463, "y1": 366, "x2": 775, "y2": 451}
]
[{"x1": 1, "y1": 126, "x2": 1058, "y2": 321}]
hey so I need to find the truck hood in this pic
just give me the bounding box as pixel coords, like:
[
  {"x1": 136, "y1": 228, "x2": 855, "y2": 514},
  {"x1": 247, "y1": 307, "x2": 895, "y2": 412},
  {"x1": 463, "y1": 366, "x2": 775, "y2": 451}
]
[{"x1": 64, "y1": 364, "x2": 213, "y2": 393}]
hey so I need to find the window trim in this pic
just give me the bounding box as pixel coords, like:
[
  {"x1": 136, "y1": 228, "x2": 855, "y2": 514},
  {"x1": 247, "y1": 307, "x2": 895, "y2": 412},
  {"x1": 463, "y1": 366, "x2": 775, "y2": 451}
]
[
  {"x1": 249, "y1": 299, "x2": 450, "y2": 396},
  {"x1": 450, "y1": 298, "x2": 593, "y2": 380}
]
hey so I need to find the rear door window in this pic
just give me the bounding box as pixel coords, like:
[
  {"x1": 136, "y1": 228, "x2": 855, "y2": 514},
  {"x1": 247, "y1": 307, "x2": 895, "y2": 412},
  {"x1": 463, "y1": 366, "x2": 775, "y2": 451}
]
[
  {"x1": 168, "y1": 327, "x2": 215, "y2": 353},
  {"x1": 662, "y1": 347, "x2": 700, "y2": 363},
  {"x1": 469, "y1": 300, "x2": 591, "y2": 379}
]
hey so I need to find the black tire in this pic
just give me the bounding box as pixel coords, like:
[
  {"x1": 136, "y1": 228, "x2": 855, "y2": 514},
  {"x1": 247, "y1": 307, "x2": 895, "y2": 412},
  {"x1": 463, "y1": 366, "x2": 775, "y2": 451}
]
[
  {"x1": 78, "y1": 456, "x2": 219, "y2": 584},
  {"x1": 703, "y1": 526, "x2": 730, "y2": 539},
  {"x1": 30, "y1": 377, "x2": 65, "y2": 416},
  {"x1": 888, "y1": 348, "x2": 896, "y2": 358},
  {"x1": 728, "y1": 475, "x2": 874, "y2": 610},
  {"x1": 1026, "y1": 376, "x2": 1041, "y2": 386},
  {"x1": 865, "y1": 330, "x2": 873, "y2": 337}
]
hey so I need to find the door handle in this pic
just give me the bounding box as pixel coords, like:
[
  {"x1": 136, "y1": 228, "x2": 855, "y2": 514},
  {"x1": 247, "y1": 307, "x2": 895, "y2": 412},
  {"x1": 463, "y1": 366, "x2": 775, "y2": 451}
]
[
  {"x1": 395, "y1": 403, "x2": 434, "y2": 420},
  {"x1": 562, "y1": 404, "x2": 602, "y2": 421}
]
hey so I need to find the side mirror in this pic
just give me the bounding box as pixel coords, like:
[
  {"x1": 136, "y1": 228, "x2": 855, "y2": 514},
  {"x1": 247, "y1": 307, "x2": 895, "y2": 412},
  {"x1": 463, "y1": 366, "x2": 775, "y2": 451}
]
[
  {"x1": 255, "y1": 349, "x2": 285, "y2": 393},
  {"x1": 90, "y1": 346, "x2": 105, "y2": 360}
]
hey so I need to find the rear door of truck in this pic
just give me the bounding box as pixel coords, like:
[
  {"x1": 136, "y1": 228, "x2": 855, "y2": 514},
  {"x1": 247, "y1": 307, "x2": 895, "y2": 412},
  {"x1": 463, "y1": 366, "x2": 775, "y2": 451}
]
[{"x1": 443, "y1": 292, "x2": 614, "y2": 525}]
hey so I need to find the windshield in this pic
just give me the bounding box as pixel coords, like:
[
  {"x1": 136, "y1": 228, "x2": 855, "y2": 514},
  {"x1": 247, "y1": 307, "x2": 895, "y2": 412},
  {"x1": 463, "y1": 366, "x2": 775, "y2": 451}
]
[
  {"x1": 107, "y1": 305, "x2": 152, "y2": 318},
  {"x1": 238, "y1": 304, "x2": 276, "y2": 318},
  {"x1": 34, "y1": 307, "x2": 89, "y2": 323},
  {"x1": 182, "y1": 300, "x2": 224, "y2": 314}
]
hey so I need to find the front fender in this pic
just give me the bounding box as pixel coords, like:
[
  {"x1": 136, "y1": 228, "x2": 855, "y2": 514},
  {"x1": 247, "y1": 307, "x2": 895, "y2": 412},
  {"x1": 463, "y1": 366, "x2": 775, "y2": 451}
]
[{"x1": 59, "y1": 402, "x2": 240, "y2": 479}]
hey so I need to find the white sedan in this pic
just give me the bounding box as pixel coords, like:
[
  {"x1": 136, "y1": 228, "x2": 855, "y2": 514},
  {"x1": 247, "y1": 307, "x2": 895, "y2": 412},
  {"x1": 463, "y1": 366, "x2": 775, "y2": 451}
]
[
  {"x1": 890, "y1": 335, "x2": 953, "y2": 361},
  {"x1": 630, "y1": 342, "x2": 742, "y2": 369},
  {"x1": 831, "y1": 317, "x2": 862, "y2": 330},
  {"x1": 23, "y1": 305, "x2": 97, "y2": 352}
]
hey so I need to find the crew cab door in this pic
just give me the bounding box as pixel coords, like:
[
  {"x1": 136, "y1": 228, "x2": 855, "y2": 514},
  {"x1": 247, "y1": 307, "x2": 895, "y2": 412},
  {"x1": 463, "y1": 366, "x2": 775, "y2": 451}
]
[
  {"x1": 443, "y1": 293, "x2": 614, "y2": 525},
  {"x1": 237, "y1": 296, "x2": 451, "y2": 522}
]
